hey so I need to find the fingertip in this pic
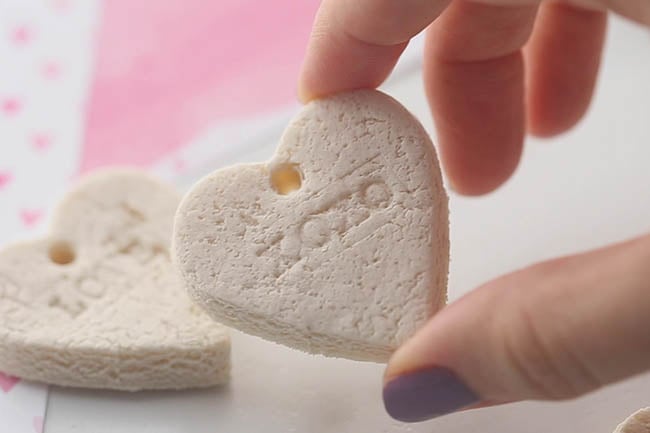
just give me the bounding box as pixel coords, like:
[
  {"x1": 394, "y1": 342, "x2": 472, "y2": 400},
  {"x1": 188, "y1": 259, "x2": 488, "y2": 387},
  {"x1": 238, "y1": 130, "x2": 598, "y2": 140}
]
[
  {"x1": 384, "y1": 340, "x2": 419, "y2": 385},
  {"x1": 526, "y1": 71, "x2": 602, "y2": 139},
  {"x1": 296, "y1": 78, "x2": 314, "y2": 105},
  {"x1": 382, "y1": 367, "x2": 480, "y2": 422},
  {"x1": 296, "y1": 44, "x2": 322, "y2": 104},
  {"x1": 525, "y1": 3, "x2": 607, "y2": 139},
  {"x1": 424, "y1": 48, "x2": 526, "y2": 197},
  {"x1": 527, "y1": 108, "x2": 585, "y2": 138},
  {"x1": 296, "y1": 0, "x2": 422, "y2": 106},
  {"x1": 436, "y1": 110, "x2": 524, "y2": 197},
  {"x1": 444, "y1": 157, "x2": 520, "y2": 196}
]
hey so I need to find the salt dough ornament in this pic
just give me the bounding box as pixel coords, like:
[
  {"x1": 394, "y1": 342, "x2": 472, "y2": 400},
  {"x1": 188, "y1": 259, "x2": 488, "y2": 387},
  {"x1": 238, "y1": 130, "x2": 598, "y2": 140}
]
[
  {"x1": 174, "y1": 90, "x2": 449, "y2": 362},
  {"x1": 615, "y1": 408, "x2": 650, "y2": 433},
  {"x1": 0, "y1": 169, "x2": 230, "y2": 391}
]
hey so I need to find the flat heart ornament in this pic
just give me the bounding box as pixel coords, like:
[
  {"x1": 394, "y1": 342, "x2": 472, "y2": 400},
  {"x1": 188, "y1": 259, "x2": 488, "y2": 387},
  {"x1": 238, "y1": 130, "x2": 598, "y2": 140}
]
[
  {"x1": 614, "y1": 408, "x2": 650, "y2": 433},
  {"x1": 173, "y1": 90, "x2": 449, "y2": 362},
  {"x1": 0, "y1": 169, "x2": 230, "y2": 391}
]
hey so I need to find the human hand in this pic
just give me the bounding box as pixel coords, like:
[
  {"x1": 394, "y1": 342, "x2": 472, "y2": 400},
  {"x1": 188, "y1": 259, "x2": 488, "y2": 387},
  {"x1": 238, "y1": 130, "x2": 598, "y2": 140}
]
[
  {"x1": 298, "y1": 0, "x2": 650, "y2": 423},
  {"x1": 299, "y1": 0, "x2": 649, "y2": 195}
]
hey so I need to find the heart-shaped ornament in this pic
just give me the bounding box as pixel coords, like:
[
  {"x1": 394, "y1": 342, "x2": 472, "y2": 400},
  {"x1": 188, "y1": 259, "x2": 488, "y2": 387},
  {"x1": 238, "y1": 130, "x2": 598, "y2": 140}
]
[
  {"x1": 614, "y1": 408, "x2": 650, "y2": 433},
  {"x1": 174, "y1": 90, "x2": 448, "y2": 362},
  {"x1": 0, "y1": 169, "x2": 230, "y2": 390}
]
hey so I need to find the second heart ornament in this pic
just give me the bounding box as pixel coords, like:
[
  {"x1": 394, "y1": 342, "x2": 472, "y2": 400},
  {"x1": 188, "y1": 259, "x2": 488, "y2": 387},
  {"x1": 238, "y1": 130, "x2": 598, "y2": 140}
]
[
  {"x1": 0, "y1": 169, "x2": 230, "y2": 390},
  {"x1": 173, "y1": 90, "x2": 449, "y2": 362}
]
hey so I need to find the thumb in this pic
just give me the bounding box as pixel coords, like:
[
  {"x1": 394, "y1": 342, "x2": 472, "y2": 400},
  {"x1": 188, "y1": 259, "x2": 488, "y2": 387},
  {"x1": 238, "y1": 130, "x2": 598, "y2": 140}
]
[{"x1": 383, "y1": 234, "x2": 650, "y2": 423}]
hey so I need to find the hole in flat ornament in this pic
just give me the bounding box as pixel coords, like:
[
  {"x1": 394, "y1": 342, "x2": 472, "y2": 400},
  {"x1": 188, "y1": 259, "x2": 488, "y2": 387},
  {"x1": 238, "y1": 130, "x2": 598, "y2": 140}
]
[
  {"x1": 49, "y1": 241, "x2": 75, "y2": 265},
  {"x1": 270, "y1": 163, "x2": 302, "y2": 195}
]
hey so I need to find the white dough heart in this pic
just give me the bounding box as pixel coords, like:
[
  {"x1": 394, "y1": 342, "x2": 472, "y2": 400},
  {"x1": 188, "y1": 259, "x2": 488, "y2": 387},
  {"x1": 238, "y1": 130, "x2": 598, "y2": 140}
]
[
  {"x1": 0, "y1": 169, "x2": 230, "y2": 391},
  {"x1": 173, "y1": 90, "x2": 449, "y2": 362},
  {"x1": 615, "y1": 408, "x2": 650, "y2": 433}
]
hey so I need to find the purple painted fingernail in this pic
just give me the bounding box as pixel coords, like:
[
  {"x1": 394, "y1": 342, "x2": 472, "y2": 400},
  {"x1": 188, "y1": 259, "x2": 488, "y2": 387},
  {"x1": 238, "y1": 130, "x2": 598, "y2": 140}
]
[{"x1": 383, "y1": 367, "x2": 479, "y2": 423}]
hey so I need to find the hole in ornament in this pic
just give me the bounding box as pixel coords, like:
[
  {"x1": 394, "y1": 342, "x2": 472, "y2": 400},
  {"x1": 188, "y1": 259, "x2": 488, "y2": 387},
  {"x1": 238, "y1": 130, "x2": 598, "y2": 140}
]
[
  {"x1": 270, "y1": 163, "x2": 302, "y2": 195},
  {"x1": 49, "y1": 241, "x2": 75, "y2": 265}
]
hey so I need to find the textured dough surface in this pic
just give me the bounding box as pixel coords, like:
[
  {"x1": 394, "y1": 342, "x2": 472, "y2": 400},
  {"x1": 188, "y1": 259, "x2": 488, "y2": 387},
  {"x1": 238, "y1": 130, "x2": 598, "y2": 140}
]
[
  {"x1": 0, "y1": 169, "x2": 230, "y2": 391},
  {"x1": 615, "y1": 408, "x2": 650, "y2": 433},
  {"x1": 173, "y1": 90, "x2": 448, "y2": 362}
]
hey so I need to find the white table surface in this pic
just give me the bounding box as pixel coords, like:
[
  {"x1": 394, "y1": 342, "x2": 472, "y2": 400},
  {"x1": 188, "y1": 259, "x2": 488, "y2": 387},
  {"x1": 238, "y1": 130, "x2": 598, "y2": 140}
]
[{"x1": 45, "y1": 16, "x2": 650, "y2": 433}]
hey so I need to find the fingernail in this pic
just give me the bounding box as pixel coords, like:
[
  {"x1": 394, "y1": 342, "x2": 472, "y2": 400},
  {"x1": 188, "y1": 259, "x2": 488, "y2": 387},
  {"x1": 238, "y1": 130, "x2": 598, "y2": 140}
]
[{"x1": 383, "y1": 367, "x2": 479, "y2": 423}]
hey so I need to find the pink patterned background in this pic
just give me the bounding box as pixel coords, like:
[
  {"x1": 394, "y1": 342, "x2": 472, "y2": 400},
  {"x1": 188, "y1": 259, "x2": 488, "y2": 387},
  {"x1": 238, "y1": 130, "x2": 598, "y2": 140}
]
[{"x1": 81, "y1": 0, "x2": 319, "y2": 172}]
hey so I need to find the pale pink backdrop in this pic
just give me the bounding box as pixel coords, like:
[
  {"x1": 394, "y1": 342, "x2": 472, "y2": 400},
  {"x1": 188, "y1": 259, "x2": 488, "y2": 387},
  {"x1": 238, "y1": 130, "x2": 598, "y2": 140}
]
[{"x1": 79, "y1": 0, "x2": 319, "y2": 172}]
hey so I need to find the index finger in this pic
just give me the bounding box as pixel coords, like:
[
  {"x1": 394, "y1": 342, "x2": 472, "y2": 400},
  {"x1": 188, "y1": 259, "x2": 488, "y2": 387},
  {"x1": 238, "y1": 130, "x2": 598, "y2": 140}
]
[{"x1": 298, "y1": 0, "x2": 451, "y2": 102}]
